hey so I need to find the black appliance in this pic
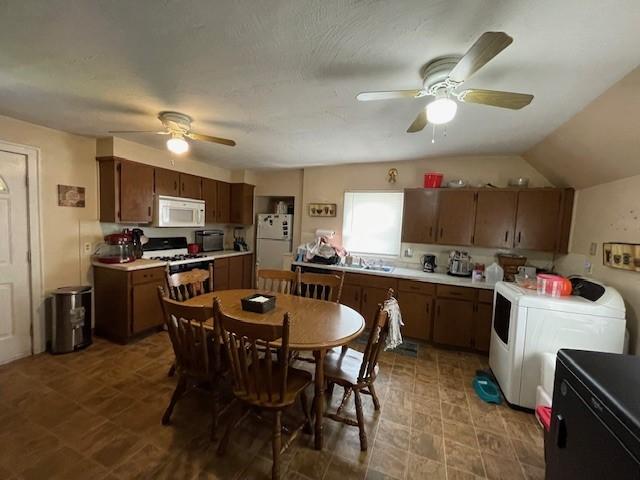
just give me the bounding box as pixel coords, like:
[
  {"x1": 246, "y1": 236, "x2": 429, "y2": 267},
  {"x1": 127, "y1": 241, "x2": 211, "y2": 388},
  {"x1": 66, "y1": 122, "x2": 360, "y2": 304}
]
[
  {"x1": 195, "y1": 230, "x2": 224, "y2": 252},
  {"x1": 131, "y1": 228, "x2": 145, "y2": 259},
  {"x1": 143, "y1": 236, "x2": 188, "y2": 252},
  {"x1": 546, "y1": 349, "x2": 640, "y2": 479},
  {"x1": 421, "y1": 254, "x2": 437, "y2": 273}
]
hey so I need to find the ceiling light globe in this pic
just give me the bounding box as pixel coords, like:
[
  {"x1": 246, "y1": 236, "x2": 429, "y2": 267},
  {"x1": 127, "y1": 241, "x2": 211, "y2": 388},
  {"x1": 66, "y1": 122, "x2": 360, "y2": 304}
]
[
  {"x1": 426, "y1": 98, "x2": 457, "y2": 125},
  {"x1": 166, "y1": 136, "x2": 189, "y2": 154}
]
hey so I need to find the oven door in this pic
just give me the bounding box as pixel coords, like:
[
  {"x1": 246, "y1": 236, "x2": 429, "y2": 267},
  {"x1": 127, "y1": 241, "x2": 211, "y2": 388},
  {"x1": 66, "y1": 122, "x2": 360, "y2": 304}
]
[{"x1": 155, "y1": 196, "x2": 205, "y2": 227}]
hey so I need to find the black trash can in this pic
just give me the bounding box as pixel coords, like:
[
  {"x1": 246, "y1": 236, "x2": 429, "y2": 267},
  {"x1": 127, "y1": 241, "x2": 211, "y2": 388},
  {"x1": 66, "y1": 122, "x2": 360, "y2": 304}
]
[{"x1": 51, "y1": 286, "x2": 92, "y2": 353}]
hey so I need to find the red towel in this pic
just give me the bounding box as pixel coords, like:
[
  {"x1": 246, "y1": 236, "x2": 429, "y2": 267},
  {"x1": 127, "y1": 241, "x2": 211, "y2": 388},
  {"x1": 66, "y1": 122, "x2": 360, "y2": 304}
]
[{"x1": 536, "y1": 405, "x2": 552, "y2": 432}]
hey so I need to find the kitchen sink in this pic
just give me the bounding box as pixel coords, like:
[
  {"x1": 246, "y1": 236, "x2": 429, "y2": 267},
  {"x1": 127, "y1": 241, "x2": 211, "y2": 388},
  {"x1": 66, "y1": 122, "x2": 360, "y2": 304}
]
[{"x1": 344, "y1": 264, "x2": 394, "y2": 273}]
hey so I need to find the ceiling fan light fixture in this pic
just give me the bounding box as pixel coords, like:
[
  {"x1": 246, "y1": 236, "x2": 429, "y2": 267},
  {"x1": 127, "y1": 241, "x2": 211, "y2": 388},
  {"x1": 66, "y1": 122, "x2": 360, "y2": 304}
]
[
  {"x1": 166, "y1": 133, "x2": 189, "y2": 154},
  {"x1": 426, "y1": 97, "x2": 457, "y2": 125}
]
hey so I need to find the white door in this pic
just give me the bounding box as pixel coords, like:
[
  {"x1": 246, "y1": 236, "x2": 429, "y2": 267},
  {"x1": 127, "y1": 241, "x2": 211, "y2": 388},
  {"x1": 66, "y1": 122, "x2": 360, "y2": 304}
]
[{"x1": 0, "y1": 150, "x2": 32, "y2": 364}]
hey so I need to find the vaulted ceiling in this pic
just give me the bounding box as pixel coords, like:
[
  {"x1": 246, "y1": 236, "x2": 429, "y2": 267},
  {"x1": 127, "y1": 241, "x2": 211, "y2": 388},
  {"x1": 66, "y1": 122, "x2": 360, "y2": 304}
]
[{"x1": 1, "y1": 0, "x2": 639, "y2": 169}]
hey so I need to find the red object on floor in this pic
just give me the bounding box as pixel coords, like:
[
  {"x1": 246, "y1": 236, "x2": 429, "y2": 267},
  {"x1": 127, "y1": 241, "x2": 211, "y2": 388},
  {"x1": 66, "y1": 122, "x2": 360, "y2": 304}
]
[{"x1": 536, "y1": 405, "x2": 552, "y2": 432}]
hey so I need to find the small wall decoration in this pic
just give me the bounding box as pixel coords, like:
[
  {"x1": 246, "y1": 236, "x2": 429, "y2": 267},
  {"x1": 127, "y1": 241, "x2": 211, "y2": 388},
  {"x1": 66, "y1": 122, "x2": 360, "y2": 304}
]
[
  {"x1": 57, "y1": 185, "x2": 86, "y2": 207},
  {"x1": 308, "y1": 203, "x2": 336, "y2": 217},
  {"x1": 387, "y1": 168, "x2": 398, "y2": 183},
  {"x1": 603, "y1": 242, "x2": 640, "y2": 272}
]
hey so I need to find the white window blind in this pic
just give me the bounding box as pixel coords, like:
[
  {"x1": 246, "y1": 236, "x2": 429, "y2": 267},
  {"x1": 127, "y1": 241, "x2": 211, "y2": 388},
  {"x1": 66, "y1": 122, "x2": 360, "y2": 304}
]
[{"x1": 342, "y1": 191, "x2": 404, "y2": 256}]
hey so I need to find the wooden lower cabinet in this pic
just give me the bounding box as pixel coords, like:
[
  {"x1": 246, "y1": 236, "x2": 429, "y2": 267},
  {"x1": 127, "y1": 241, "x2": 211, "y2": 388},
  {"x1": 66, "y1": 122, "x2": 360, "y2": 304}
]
[
  {"x1": 242, "y1": 254, "x2": 254, "y2": 288},
  {"x1": 433, "y1": 299, "x2": 474, "y2": 348},
  {"x1": 473, "y1": 303, "x2": 493, "y2": 353},
  {"x1": 361, "y1": 286, "x2": 391, "y2": 328},
  {"x1": 341, "y1": 284, "x2": 361, "y2": 312},
  {"x1": 228, "y1": 256, "x2": 244, "y2": 289},
  {"x1": 214, "y1": 254, "x2": 254, "y2": 291},
  {"x1": 398, "y1": 291, "x2": 433, "y2": 341},
  {"x1": 94, "y1": 266, "x2": 165, "y2": 343},
  {"x1": 213, "y1": 258, "x2": 230, "y2": 291}
]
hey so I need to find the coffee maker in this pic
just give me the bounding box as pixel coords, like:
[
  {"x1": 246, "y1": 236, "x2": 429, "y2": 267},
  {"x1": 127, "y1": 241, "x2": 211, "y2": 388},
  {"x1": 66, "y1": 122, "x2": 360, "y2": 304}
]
[{"x1": 421, "y1": 254, "x2": 437, "y2": 273}]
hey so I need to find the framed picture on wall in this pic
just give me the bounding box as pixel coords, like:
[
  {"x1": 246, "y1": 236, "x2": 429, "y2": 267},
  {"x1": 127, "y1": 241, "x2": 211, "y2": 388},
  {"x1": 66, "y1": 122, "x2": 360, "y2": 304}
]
[
  {"x1": 308, "y1": 203, "x2": 336, "y2": 217},
  {"x1": 57, "y1": 185, "x2": 86, "y2": 207}
]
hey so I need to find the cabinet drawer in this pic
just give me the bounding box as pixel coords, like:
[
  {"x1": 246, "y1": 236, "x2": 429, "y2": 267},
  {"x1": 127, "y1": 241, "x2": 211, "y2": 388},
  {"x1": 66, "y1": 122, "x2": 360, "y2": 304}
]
[
  {"x1": 477, "y1": 289, "x2": 494, "y2": 304},
  {"x1": 398, "y1": 279, "x2": 435, "y2": 295},
  {"x1": 344, "y1": 272, "x2": 397, "y2": 290},
  {"x1": 131, "y1": 267, "x2": 166, "y2": 285},
  {"x1": 436, "y1": 284, "x2": 476, "y2": 301}
]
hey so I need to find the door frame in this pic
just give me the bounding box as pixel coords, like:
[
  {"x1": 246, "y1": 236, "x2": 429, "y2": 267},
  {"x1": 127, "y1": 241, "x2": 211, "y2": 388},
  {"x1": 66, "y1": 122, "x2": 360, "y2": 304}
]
[{"x1": 0, "y1": 140, "x2": 44, "y2": 356}]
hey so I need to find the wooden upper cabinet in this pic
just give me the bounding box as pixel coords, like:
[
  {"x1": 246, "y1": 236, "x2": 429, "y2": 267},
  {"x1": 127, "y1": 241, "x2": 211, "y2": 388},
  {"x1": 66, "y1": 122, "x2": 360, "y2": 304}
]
[
  {"x1": 402, "y1": 189, "x2": 439, "y2": 244},
  {"x1": 515, "y1": 190, "x2": 562, "y2": 251},
  {"x1": 154, "y1": 168, "x2": 180, "y2": 197},
  {"x1": 216, "y1": 181, "x2": 231, "y2": 224},
  {"x1": 98, "y1": 157, "x2": 154, "y2": 223},
  {"x1": 230, "y1": 183, "x2": 255, "y2": 225},
  {"x1": 179, "y1": 173, "x2": 202, "y2": 199},
  {"x1": 436, "y1": 190, "x2": 477, "y2": 246},
  {"x1": 474, "y1": 190, "x2": 517, "y2": 248},
  {"x1": 202, "y1": 178, "x2": 218, "y2": 224}
]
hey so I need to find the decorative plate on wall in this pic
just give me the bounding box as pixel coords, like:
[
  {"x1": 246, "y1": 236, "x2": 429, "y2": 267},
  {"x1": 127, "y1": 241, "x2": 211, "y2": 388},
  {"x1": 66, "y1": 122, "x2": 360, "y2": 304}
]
[{"x1": 308, "y1": 203, "x2": 336, "y2": 217}]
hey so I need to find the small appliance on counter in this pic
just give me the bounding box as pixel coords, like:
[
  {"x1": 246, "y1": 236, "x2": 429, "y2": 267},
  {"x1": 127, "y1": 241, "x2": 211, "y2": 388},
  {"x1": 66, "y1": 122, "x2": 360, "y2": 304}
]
[
  {"x1": 95, "y1": 232, "x2": 136, "y2": 264},
  {"x1": 497, "y1": 253, "x2": 527, "y2": 282},
  {"x1": 421, "y1": 254, "x2": 437, "y2": 273},
  {"x1": 130, "y1": 228, "x2": 147, "y2": 259},
  {"x1": 447, "y1": 250, "x2": 473, "y2": 277},
  {"x1": 195, "y1": 230, "x2": 224, "y2": 252}
]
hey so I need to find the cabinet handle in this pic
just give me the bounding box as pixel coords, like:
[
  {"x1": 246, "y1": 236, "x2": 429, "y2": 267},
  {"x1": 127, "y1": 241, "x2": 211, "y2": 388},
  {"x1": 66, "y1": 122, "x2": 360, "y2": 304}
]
[
  {"x1": 517, "y1": 231, "x2": 522, "y2": 244},
  {"x1": 504, "y1": 230, "x2": 509, "y2": 243},
  {"x1": 363, "y1": 292, "x2": 367, "y2": 303},
  {"x1": 439, "y1": 227, "x2": 444, "y2": 239},
  {"x1": 174, "y1": 181, "x2": 177, "y2": 191},
  {"x1": 182, "y1": 183, "x2": 185, "y2": 192},
  {"x1": 436, "y1": 305, "x2": 440, "y2": 316},
  {"x1": 426, "y1": 303, "x2": 430, "y2": 314},
  {"x1": 355, "y1": 291, "x2": 359, "y2": 301},
  {"x1": 148, "y1": 206, "x2": 151, "y2": 216},
  {"x1": 429, "y1": 226, "x2": 433, "y2": 238}
]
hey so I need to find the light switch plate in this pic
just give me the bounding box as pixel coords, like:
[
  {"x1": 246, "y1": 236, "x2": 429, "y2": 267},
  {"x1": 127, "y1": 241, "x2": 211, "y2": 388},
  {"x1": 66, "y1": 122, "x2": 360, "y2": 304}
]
[
  {"x1": 589, "y1": 242, "x2": 598, "y2": 256},
  {"x1": 404, "y1": 248, "x2": 413, "y2": 258},
  {"x1": 83, "y1": 242, "x2": 92, "y2": 254}
]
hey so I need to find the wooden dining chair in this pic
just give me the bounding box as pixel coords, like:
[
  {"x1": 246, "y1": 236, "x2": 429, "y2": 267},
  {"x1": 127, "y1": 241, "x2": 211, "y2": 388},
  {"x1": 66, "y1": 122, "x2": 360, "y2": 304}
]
[
  {"x1": 157, "y1": 287, "x2": 227, "y2": 440},
  {"x1": 256, "y1": 269, "x2": 297, "y2": 294},
  {"x1": 323, "y1": 289, "x2": 392, "y2": 451},
  {"x1": 214, "y1": 298, "x2": 312, "y2": 480},
  {"x1": 165, "y1": 264, "x2": 214, "y2": 302},
  {"x1": 296, "y1": 269, "x2": 344, "y2": 303}
]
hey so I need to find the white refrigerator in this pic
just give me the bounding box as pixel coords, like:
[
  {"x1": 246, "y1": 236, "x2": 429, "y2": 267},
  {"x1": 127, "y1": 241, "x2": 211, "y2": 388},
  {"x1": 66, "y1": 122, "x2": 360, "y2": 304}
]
[{"x1": 256, "y1": 214, "x2": 293, "y2": 270}]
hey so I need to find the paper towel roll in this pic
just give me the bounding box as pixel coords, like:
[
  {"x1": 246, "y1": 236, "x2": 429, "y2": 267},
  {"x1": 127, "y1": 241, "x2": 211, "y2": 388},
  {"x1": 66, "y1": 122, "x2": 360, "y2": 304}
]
[{"x1": 315, "y1": 229, "x2": 335, "y2": 239}]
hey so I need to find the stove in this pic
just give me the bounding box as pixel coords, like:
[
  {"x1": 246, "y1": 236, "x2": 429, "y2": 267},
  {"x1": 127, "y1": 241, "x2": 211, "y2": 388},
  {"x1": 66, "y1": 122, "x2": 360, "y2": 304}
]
[{"x1": 142, "y1": 237, "x2": 213, "y2": 272}]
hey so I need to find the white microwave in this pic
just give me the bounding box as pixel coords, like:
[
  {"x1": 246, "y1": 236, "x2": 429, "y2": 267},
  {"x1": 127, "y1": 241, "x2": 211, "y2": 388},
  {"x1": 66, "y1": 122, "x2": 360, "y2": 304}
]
[{"x1": 153, "y1": 195, "x2": 205, "y2": 227}]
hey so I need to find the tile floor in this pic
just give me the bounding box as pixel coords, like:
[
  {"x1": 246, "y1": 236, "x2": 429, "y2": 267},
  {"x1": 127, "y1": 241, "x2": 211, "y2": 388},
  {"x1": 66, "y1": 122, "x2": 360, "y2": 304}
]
[{"x1": 0, "y1": 333, "x2": 545, "y2": 479}]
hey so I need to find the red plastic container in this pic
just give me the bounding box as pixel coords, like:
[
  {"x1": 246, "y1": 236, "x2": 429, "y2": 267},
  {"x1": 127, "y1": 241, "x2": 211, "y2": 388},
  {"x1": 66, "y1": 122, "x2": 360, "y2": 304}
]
[
  {"x1": 187, "y1": 243, "x2": 201, "y2": 255},
  {"x1": 424, "y1": 172, "x2": 443, "y2": 188}
]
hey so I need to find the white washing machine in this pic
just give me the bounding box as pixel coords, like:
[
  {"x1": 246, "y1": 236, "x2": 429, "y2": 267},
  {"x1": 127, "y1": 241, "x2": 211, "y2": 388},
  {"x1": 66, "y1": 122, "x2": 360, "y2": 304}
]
[{"x1": 489, "y1": 277, "x2": 626, "y2": 409}]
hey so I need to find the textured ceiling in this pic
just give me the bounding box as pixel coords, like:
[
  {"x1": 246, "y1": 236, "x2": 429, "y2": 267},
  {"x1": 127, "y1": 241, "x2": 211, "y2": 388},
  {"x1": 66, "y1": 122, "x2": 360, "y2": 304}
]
[{"x1": 1, "y1": 0, "x2": 639, "y2": 169}]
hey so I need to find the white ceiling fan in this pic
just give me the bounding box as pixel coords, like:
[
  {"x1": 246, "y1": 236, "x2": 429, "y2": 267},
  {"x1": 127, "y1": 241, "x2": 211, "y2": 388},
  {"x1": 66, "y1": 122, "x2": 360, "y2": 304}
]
[
  {"x1": 357, "y1": 32, "x2": 534, "y2": 133},
  {"x1": 109, "y1": 111, "x2": 236, "y2": 154}
]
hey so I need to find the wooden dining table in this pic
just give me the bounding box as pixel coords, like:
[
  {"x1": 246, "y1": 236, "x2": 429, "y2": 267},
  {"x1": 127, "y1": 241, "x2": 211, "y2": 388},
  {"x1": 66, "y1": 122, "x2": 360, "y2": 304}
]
[{"x1": 182, "y1": 288, "x2": 366, "y2": 450}]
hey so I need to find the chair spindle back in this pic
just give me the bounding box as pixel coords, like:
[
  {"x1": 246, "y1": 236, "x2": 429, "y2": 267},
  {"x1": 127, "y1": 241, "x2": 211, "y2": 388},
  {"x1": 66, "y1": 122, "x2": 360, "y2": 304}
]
[
  {"x1": 256, "y1": 269, "x2": 297, "y2": 295},
  {"x1": 357, "y1": 289, "x2": 393, "y2": 383},
  {"x1": 296, "y1": 269, "x2": 344, "y2": 303},
  {"x1": 165, "y1": 265, "x2": 213, "y2": 302}
]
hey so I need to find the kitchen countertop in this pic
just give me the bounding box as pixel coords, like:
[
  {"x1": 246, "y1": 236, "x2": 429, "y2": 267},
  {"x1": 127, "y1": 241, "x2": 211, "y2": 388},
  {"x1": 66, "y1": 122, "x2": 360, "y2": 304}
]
[
  {"x1": 291, "y1": 261, "x2": 496, "y2": 290},
  {"x1": 93, "y1": 250, "x2": 252, "y2": 271}
]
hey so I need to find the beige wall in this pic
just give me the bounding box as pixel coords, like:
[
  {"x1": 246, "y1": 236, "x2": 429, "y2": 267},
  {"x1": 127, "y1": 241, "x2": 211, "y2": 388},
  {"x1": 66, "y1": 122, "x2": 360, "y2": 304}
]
[
  {"x1": 525, "y1": 66, "x2": 640, "y2": 189},
  {"x1": 556, "y1": 174, "x2": 640, "y2": 354},
  {"x1": 299, "y1": 155, "x2": 551, "y2": 246},
  {"x1": 0, "y1": 114, "x2": 97, "y2": 293}
]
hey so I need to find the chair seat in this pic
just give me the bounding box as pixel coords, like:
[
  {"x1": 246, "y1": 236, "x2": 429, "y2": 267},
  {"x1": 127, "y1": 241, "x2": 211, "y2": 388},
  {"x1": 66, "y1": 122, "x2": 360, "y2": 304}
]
[
  {"x1": 324, "y1": 348, "x2": 377, "y2": 385},
  {"x1": 233, "y1": 364, "x2": 312, "y2": 408}
]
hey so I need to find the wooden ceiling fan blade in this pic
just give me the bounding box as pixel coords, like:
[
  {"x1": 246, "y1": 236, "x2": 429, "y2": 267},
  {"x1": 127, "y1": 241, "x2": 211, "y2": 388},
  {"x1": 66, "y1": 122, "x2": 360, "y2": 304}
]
[
  {"x1": 406, "y1": 109, "x2": 428, "y2": 133},
  {"x1": 356, "y1": 90, "x2": 423, "y2": 101},
  {"x1": 448, "y1": 32, "x2": 513, "y2": 83},
  {"x1": 108, "y1": 130, "x2": 169, "y2": 134},
  {"x1": 458, "y1": 89, "x2": 533, "y2": 109},
  {"x1": 187, "y1": 132, "x2": 236, "y2": 147}
]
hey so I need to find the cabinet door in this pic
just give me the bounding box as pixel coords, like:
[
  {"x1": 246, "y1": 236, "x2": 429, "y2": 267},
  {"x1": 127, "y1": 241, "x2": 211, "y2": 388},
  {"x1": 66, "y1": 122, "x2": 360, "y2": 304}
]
[
  {"x1": 120, "y1": 161, "x2": 154, "y2": 223},
  {"x1": 473, "y1": 303, "x2": 493, "y2": 353},
  {"x1": 515, "y1": 190, "x2": 562, "y2": 251},
  {"x1": 230, "y1": 183, "x2": 255, "y2": 225},
  {"x1": 202, "y1": 179, "x2": 218, "y2": 224},
  {"x1": 155, "y1": 168, "x2": 180, "y2": 197},
  {"x1": 436, "y1": 190, "x2": 476, "y2": 246},
  {"x1": 340, "y1": 284, "x2": 361, "y2": 312},
  {"x1": 228, "y1": 256, "x2": 244, "y2": 289},
  {"x1": 433, "y1": 299, "x2": 474, "y2": 348},
  {"x1": 401, "y1": 189, "x2": 439, "y2": 244},
  {"x1": 398, "y1": 292, "x2": 433, "y2": 341},
  {"x1": 179, "y1": 173, "x2": 202, "y2": 199},
  {"x1": 216, "y1": 181, "x2": 231, "y2": 223},
  {"x1": 474, "y1": 190, "x2": 517, "y2": 248},
  {"x1": 132, "y1": 281, "x2": 164, "y2": 334},
  {"x1": 242, "y1": 254, "x2": 254, "y2": 288},
  {"x1": 361, "y1": 286, "x2": 391, "y2": 328},
  {"x1": 213, "y1": 257, "x2": 229, "y2": 291}
]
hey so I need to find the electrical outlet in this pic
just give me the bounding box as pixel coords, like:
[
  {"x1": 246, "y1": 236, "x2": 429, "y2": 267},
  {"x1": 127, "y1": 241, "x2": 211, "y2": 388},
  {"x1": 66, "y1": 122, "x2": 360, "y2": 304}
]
[
  {"x1": 83, "y1": 242, "x2": 92, "y2": 254},
  {"x1": 589, "y1": 242, "x2": 598, "y2": 256},
  {"x1": 584, "y1": 260, "x2": 593, "y2": 274},
  {"x1": 404, "y1": 248, "x2": 413, "y2": 258}
]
